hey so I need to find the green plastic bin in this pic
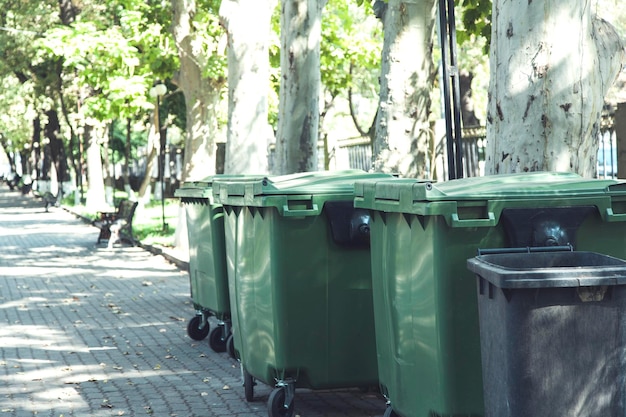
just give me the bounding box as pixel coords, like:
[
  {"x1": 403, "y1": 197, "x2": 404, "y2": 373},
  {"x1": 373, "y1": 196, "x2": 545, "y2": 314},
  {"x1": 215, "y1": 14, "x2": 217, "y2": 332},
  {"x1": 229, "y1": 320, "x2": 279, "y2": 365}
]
[
  {"x1": 175, "y1": 176, "x2": 260, "y2": 356},
  {"x1": 353, "y1": 172, "x2": 626, "y2": 417},
  {"x1": 212, "y1": 170, "x2": 393, "y2": 417}
]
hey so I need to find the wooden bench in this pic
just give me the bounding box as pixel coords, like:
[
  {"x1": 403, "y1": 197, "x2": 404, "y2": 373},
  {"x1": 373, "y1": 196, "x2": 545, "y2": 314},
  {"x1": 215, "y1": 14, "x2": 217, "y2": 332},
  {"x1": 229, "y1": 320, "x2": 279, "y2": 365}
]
[
  {"x1": 42, "y1": 192, "x2": 57, "y2": 212},
  {"x1": 33, "y1": 191, "x2": 57, "y2": 212},
  {"x1": 92, "y1": 199, "x2": 138, "y2": 248},
  {"x1": 4, "y1": 174, "x2": 20, "y2": 191}
]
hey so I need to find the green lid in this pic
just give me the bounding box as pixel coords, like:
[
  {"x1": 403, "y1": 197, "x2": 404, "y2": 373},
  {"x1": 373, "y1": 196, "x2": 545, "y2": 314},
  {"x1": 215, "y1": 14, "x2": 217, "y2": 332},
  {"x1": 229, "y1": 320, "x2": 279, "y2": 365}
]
[
  {"x1": 354, "y1": 172, "x2": 626, "y2": 227},
  {"x1": 174, "y1": 174, "x2": 265, "y2": 201},
  {"x1": 213, "y1": 170, "x2": 393, "y2": 217},
  {"x1": 174, "y1": 177, "x2": 214, "y2": 200}
]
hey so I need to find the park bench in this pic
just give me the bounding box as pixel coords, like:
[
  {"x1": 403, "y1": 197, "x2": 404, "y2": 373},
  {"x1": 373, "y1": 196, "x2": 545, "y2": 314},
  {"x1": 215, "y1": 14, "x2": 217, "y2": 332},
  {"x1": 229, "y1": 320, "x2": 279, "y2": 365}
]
[
  {"x1": 33, "y1": 191, "x2": 58, "y2": 212},
  {"x1": 92, "y1": 199, "x2": 138, "y2": 248},
  {"x1": 3, "y1": 174, "x2": 21, "y2": 191}
]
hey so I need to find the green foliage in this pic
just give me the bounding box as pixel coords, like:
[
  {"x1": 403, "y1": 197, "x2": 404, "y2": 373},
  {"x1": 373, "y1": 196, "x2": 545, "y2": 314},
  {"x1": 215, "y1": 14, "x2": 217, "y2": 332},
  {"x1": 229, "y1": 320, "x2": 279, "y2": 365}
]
[
  {"x1": 0, "y1": 75, "x2": 38, "y2": 152},
  {"x1": 159, "y1": 87, "x2": 187, "y2": 132},
  {"x1": 34, "y1": 4, "x2": 178, "y2": 122},
  {"x1": 0, "y1": 1, "x2": 59, "y2": 153},
  {"x1": 109, "y1": 118, "x2": 147, "y2": 158},
  {"x1": 268, "y1": 5, "x2": 282, "y2": 128},
  {"x1": 190, "y1": 6, "x2": 228, "y2": 81},
  {"x1": 321, "y1": 0, "x2": 381, "y2": 99},
  {"x1": 457, "y1": 0, "x2": 492, "y2": 53}
]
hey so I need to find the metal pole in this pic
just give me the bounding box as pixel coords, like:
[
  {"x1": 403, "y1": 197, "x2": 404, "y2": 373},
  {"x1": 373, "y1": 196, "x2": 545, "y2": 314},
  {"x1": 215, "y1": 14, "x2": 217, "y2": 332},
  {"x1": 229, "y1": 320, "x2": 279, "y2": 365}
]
[
  {"x1": 438, "y1": 0, "x2": 455, "y2": 180},
  {"x1": 447, "y1": 0, "x2": 464, "y2": 179},
  {"x1": 438, "y1": 0, "x2": 463, "y2": 180},
  {"x1": 158, "y1": 95, "x2": 167, "y2": 232}
]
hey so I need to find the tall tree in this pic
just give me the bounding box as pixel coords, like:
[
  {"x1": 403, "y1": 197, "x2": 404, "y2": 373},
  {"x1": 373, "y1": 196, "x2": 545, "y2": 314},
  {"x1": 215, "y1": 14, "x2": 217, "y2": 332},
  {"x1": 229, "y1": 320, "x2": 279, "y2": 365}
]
[
  {"x1": 220, "y1": 0, "x2": 277, "y2": 174},
  {"x1": 171, "y1": 0, "x2": 227, "y2": 181},
  {"x1": 273, "y1": 0, "x2": 328, "y2": 174},
  {"x1": 486, "y1": 0, "x2": 624, "y2": 176},
  {"x1": 372, "y1": 0, "x2": 438, "y2": 179}
]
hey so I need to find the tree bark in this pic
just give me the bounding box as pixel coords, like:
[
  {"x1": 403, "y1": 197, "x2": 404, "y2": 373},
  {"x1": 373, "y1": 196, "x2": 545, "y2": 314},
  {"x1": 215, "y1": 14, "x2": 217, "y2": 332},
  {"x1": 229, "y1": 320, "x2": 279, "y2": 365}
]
[
  {"x1": 171, "y1": 0, "x2": 226, "y2": 182},
  {"x1": 274, "y1": 0, "x2": 327, "y2": 174},
  {"x1": 31, "y1": 118, "x2": 41, "y2": 182},
  {"x1": 123, "y1": 117, "x2": 132, "y2": 195},
  {"x1": 220, "y1": 0, "x2": 277, "y2": 174},
  {"x1": 459, "y1": 70, "x2": 480, "y2": 127},
  {"x1": 486, "y1": 1, "x2": 624, "y2": 177},
  {"x1": 44, "y1": 110, "x2": 71, "y2": 184},
  {"x1": 372, "y1": 0, "x2": 438, "y2": 179},
  {"x1": 84, "y1": 124, "x2": 108, "y2": 211}
]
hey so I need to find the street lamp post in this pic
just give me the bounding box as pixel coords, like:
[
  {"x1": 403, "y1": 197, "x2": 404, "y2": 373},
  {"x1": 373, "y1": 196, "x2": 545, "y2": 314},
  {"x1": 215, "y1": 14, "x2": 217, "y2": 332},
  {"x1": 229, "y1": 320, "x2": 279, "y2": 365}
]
[{"x1": 149, "y1": 82, "x2": 168, "y2": 231}]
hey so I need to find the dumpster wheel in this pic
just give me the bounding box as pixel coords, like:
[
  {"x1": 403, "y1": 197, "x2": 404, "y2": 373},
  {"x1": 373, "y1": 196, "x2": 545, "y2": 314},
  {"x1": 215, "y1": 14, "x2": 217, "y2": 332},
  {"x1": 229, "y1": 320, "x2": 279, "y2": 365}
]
[
  {"x1": 187, "y1": 315, "x2": 210, "y2": 341},
  {"x1": 226, "y1": 334, "x2": 237, "y2": 359},
  {"x1": 268, "y1": 386, "x2": 295, "y2": 417},
  {"x1": 383, "y1": 406, "x2": 398, "y2": 417},
  {"x1": 208, "y1": 326, "x2": 227, "y2": 353},
  {"x1": 243, "y1": 368, "x2": 256, "y2": 402}
]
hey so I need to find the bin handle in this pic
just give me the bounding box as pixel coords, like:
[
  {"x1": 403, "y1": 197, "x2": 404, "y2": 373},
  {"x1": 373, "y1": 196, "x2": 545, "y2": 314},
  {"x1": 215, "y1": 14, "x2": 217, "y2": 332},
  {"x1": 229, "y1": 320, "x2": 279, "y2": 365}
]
[
  {"x1": 450, "y1": 212, "x2": 496, "y2": 227},
  {"x1": 605, "y1": 208, "x2": 626, "y2": 222},
  {"x1": 477, "y1": 245, "x2": 574, "y2": 255},
  {"x1": 282, "y1": 203, "x2": 320, "y2": 217}
]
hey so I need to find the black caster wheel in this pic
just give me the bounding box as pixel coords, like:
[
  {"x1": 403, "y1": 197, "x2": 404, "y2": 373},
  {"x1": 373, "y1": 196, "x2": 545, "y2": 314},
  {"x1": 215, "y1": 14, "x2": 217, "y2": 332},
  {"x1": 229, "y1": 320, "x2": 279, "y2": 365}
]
[
  {"x1": 208, "y1": 326, "x2": 227, "y2": 353},
  {"x1": 383, "y1": 406, "x2": 399, "y2": 417},
  {"x1": 268, "y1": 387, "x2": 294, "y2": 417},
  {"x1": 243, "y1": 368, "x2": 256, "y2": 402},
  {"x1": 187, "y1": 316, "x2": 209, "y2": 341},
  {"x1": 226, "y1": 334, "x2": 237, "y2": 359}
]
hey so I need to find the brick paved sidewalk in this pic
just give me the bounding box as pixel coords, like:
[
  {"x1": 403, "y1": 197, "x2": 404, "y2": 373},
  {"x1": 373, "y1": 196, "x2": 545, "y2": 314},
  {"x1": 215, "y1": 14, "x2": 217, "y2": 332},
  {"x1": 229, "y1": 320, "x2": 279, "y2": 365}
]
[{"x1": 0, "y1": 187, "x2": 386, "y2": 417}]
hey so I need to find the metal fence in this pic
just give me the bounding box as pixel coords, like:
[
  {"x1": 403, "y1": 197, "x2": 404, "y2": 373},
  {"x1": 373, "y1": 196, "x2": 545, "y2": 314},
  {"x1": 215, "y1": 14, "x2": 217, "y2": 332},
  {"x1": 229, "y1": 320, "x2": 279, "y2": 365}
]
[
  {"x1": 334, "y1": 111, "x2": 618, "y2": 180},
  {"x1": 333, "y1": 128, "x2": 485, "y2": 178},
  {"x1": 598, "y1": 109, "x2": 618, "y2": 179}
]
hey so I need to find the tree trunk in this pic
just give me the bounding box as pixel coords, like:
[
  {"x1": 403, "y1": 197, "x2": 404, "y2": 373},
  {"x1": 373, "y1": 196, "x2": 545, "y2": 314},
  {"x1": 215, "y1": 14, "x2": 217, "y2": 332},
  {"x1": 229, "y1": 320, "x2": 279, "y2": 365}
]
[
  {"x1": 84, "y1": 124, "x2": 108, "y2": 211},
  {"x1": 102, "y1": 125, "x2": 114, "y2": 206},
  {"x1": 58, "y1": 86, "x2": 82, "y2": 195},
  {"x1": 123, "y1": 117, "x2": 133, "y2": 196},
  {"x1": 459, "y1": 70, "x2": 480, "y2": 127},
  {"x1": 44, "y1": 110, "x2": 71, "y2": 186},
  {"x1": 31, "y1": 118, "x2": 41, "y2": 182},
  {"x1": 220, "y1": 0, "x2": 277, "y2": 174},
  {"x1": 171, "y1": 0, "x2": 226, "y2": 182},
  {"x1": 486, "y1": 1, "x2": 624, "y2": 177},
  {"x1": 274, "y1": 0, "x2": 327, "y2": 175},
  {"x1": 372, "y1": 0, "x2": 438, "y2": 179},
  {"x1": 137, "y1": 112, "x2": 159, "y2": 205}
]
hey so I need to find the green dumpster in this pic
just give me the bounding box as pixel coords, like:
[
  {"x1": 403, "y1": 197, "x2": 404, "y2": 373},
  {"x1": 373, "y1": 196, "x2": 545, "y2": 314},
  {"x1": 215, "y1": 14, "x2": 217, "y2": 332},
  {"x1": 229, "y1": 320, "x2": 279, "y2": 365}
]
[
  {"x1": 212, "y1": 170, "x2": 393, "y2": 417},
  {"x1": 175, "y1": 176, "x2": 258, "y2": 357},
  {"x1": 353, "y1": 172, "x2": 626, "y2": 417}
]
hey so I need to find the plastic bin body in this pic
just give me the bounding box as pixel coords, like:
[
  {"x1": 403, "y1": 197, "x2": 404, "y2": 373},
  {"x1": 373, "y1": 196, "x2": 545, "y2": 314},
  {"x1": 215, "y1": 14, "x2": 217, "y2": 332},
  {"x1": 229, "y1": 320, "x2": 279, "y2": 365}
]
[
  {"x1": 175, "y1": 178, "x2": 230, "y2": 318},
  {"x1": 214, "y1": 170, "x2": 391, "y2": 389},
  {"x1": 467, "y1": 251, "x2": 626, "y2": 417},
  {"x1": 353, "y1": 172, "x2": 626, "y2": 417}
]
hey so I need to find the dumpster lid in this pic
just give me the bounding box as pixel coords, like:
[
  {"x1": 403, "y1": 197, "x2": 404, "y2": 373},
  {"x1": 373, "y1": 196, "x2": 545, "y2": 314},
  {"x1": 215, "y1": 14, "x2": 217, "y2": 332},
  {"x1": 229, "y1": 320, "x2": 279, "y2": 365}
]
[
  {"x1": 215, "y1": 170, "x2": 392, "y2": 196},
  {"x1": 174, "y1": 174, "x2": 266, "y2": 199},
  {"x1": 356, "y1": 172, "x2": 624, "y2": 203},
  {"x1": 354, "y1": 172, "x2": 626, "y2": 224},
  {"x1": 467, "y1": 251, "x2": 626, "y2": 288},
  {"x1": 213, "y1": 170, "x2": 394, "y2": 215}
]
